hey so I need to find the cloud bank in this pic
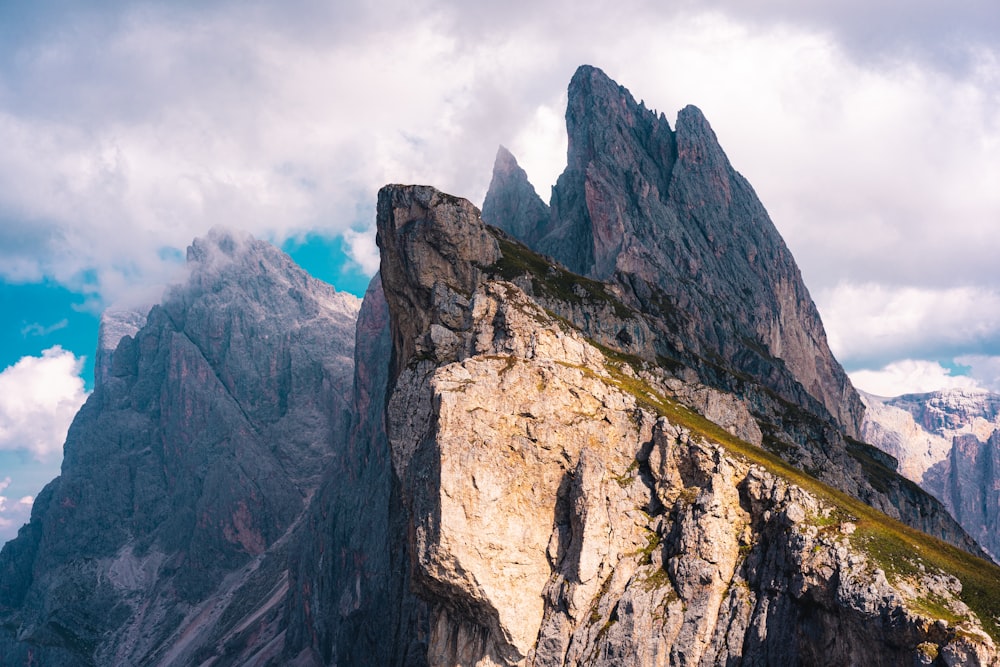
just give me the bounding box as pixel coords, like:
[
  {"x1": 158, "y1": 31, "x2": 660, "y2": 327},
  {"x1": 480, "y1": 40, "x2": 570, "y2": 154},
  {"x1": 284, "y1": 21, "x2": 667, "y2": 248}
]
[
  {"x1": 0, "y1": 0, "x2": 997, "y2": 396},
  {"x1": 0, "y1": 347, "x2": 89, "y2": 461}
]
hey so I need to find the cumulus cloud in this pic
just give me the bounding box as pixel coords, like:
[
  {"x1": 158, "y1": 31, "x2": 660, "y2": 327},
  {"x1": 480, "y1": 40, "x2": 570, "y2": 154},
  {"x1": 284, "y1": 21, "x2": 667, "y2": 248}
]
[
  {"x1": 816, "y1": 283, "x2": 1000, "y2": 369},
  {"x1": 0, "y1": 3, "x2": 995, "y2": 300},
  {"x1": 0, "y1": 347, "x2": 88, "y2": 461},
  {"x1": 849, "y1": 360, "x2": 983, "y2": 397}
]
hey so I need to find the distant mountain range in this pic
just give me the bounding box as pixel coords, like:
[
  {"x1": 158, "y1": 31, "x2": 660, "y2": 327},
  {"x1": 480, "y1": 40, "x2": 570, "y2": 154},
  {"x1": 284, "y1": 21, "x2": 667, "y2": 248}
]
[
  {"x1": 1, "y1": 66, "x2": 998, "y2": 666},
  {"x1": 863, "y1": 388, "x2": 1000, "y2": 560}
]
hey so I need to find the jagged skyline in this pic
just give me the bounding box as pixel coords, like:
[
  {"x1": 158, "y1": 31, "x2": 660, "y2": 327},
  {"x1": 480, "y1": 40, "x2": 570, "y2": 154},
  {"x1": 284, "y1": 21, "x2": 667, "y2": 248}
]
[{"x1": 1, "y1": 0, "x2": 999, "y2": 538}]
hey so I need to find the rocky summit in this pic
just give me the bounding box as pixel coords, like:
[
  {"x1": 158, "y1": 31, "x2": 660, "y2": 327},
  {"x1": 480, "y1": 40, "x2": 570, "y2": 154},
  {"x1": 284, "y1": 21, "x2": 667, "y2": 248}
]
[
  {"x1": 2, "y1": 66, "x2": 1000, "y2": 666},
  {"x1": 0, "y1": 228, "x2": 361, "y2": 666},
  {"x1": 484, "y1": 65, "x2": 863, "y2": 442}
]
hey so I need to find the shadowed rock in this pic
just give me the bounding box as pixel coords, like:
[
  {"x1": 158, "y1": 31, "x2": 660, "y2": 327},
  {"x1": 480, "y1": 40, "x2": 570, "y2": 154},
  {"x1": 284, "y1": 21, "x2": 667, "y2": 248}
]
[
  {"x1": 485, "y1": 65, "x2": 864, "y2": 441},
  {"x1": 0, "y1": 227, "x2": 361, "y2": 666}
]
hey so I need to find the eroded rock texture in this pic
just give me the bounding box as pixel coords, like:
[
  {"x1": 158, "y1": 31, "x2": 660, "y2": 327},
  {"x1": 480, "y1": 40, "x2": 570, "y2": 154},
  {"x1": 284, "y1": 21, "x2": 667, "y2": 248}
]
[
  {"x1": 483, "y1": 65, "x2": 863, "y2": 442},
  {"x1": 0, "y1": 228, "x2": 361, "y2": 666},
  {"x1": 377, "y1": 184, "x2": 1000, "y2": 667}
]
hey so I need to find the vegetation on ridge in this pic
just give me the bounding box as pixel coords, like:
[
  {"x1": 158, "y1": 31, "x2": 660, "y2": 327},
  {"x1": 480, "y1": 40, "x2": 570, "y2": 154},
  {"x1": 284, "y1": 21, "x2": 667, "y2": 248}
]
[
  {"x1": 479, "y1": 214, "x2": 1000, "y2": 642},
  {"x1": 597, "y1": 357, "x2": 1000, "y2": 642}
]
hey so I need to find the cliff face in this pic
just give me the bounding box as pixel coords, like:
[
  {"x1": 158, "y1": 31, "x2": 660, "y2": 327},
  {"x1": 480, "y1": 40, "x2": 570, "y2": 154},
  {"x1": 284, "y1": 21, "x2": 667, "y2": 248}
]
[
  {"x1": 483, "y1": 65, "x2": 864, "y2": 441},
  {"x1": 0, "y1": 228, "x2": 361, "y2": 666},
  {"x1": 281, "y1": 274, "x2": 428, "y2": 667},
  {"x1": 377, "y1": 184, "x2": 1000, "y2": 666},
  {"x1": 928, "y1": 431, "x2": 1000, "y2": 562},
  {"x1": 863, "y1": 389, "x2": 1000, "y2": 560},
  {"x1": 2, "y1": 65, "x2": 999, "y2": 667}
]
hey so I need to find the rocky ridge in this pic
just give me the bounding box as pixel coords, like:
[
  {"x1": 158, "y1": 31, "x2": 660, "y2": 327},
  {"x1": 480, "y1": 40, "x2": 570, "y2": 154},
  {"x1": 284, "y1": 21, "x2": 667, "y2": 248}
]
[
  {"x1": 482, "y1": 66, "x2": 980, "y2": 559},
  {"x1": 863, "y1": 389, "x2": 1000, "y2": 560},
  {"x1": 376, "y1": 183, "x2": 1000, "y2": 666},
  {"x1": 0, "y1": 228, "x2": 361, "y2": 666},
  {"x1": 483, "y1": 65, "x2": 863, "y2": 443}
]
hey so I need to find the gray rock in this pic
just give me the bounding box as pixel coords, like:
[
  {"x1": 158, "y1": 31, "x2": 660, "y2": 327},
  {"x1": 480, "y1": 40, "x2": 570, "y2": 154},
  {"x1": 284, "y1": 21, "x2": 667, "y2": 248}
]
[
  {"x1": 482, "y1": 146, "x2": 551, "y2": 248},
  {"x1": 0, "y1": 227, "x2": 361, "y2": 666},
  {"x1": 863, "y1": 389, "x2": 1000, "y2": 560},
  {"x1": 484, "y1": 65, "x2": 864, "y2": 442}
]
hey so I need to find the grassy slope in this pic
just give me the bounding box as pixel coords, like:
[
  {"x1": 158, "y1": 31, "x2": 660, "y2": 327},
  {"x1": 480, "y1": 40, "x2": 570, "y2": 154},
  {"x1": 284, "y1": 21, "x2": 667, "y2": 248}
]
[{"x1": 485, "y1": 228, "x2": 1000, "y2": 641}]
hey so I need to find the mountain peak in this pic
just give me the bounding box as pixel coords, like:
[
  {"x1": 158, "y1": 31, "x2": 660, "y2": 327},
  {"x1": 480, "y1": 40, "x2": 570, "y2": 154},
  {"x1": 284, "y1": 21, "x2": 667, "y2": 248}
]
[
  {"x1": 490, "y1": 67, "x2": 863, "y2": 438},
  {"x1": 481, "y1": 146, "x2": 550, "y2": 246},
  {"x1": 186, "y1": 225, "x2": 254, "y2": 263},
  {"x1": 567, "y1": 64, "x2": 626, "y2": 105}
]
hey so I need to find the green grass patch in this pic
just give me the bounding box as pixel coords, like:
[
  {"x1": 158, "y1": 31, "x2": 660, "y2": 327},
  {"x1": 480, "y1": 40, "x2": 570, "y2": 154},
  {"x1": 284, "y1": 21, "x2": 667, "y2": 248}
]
[
  {"x1": 592, "y1": 359, "x2": 1000, "y2": 641},
  {"x1": 488, "y1": 233, "x2": 634, "y2": 320}
]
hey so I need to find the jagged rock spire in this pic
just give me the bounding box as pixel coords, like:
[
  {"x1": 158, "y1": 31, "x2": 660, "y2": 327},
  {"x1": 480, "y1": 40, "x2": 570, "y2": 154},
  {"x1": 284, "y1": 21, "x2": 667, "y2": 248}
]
[
  {"x1": 484, "y1": 64, "x2": 865, "y2": 439},
  {"x1": 481, "y1": 146, "x2": 550, "y2": 247}
]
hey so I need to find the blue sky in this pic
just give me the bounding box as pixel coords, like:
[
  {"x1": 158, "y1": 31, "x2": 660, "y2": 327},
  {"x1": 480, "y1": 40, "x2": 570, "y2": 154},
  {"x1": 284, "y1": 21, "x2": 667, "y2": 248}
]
[{"x1": 1, "y1": 0, "x2": 999, "y2": 541}]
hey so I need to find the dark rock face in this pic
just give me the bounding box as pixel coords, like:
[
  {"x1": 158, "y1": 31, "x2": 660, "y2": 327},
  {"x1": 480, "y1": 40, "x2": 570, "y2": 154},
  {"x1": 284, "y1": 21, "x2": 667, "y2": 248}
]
[
  {"x1": 926, "y1": 431, "x2": 1000, "y2": 560},
  {"x1": 0, "y1": 228, "x2": 361, "y2": 666},
  {"x1": 481, "y1": 146, "x2": 551, "y2": 249},
  {"x1": 483, "y1": 65, "x2": 864, "y2": 441},
  {"x1": 282, "y1": 275, "x2": 428, "y2": 666}
]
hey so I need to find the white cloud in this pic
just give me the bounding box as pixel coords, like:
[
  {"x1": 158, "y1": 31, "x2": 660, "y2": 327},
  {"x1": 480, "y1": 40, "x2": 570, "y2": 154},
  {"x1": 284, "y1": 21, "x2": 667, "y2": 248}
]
[
  {"x1": 850, "y1": 359, "x2": 983, "y2": 397},
  {"x1": 342, "y1": 228, "x2": 380, "y2": 276},
  {"x1": 0, "y1": 347, "x2": 89, "y2": 461},
  {"x1": 0, "y1": 2, "x2": 997, "y2": 386},
  {"x1": 816, "y1": 283, "x2": 1000, "y2": 367},
  {"x1": 954, "y1": 355, "x2": 1000, "y2": 393},
  {"x1": 21, "y1": 318, "x2": 69, "y2": 337}
]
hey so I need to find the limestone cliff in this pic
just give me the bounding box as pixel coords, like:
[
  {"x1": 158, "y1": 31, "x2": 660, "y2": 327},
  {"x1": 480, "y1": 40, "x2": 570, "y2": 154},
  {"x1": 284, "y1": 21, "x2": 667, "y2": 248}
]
[
  {"x1": 377, "y1": 184, "x2": 1000, "y2": 666},
  {"x1": 483, "y1": 65, "x2": 864, "y2": 442}
]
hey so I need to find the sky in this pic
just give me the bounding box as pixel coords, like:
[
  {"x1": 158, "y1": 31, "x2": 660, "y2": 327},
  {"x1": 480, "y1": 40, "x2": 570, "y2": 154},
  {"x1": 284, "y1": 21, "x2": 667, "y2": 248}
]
[{"x1": 0, "y1": 0, "x2": 998, "y2": 541}]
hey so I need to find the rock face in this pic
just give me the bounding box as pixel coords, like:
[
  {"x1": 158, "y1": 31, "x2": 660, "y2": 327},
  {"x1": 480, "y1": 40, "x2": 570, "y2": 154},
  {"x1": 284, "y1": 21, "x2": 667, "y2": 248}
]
[
  {"x1": 483, "y1": 65, "x2": 864, "y2": 441},
  {"x1": 482, "y1": 146, "x2": 551, "y2": 249},
  {"x1": 481, "y1": 65, "x2": 982, "y2": 564},
  {"x1": 281, "y1": 274, "x2": 428, "y2": 667},
  {"x1": 863, "y1": 389, "x2": 1000, "y2": 559},
  {"x1": 0, "y1": 228, "x2": 361, "y2": 666},
  {"x1": 3, "y1": 66, "x2": 1000, "y2": 667},
  {"x1": 377, "y1": 184, "x2": 1000, "y2": 666}
]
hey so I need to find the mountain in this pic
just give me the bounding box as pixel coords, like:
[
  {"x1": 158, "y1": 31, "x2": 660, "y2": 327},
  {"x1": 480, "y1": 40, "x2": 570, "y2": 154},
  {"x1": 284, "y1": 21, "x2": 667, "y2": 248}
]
[
  {"x1": 863, "y1": 389, "x2": 1000, "y2": 560},
  {"x1": 483, "y1": 65, "x2": 863, "y2": 442},
  {"x1": 0, "y1": 228, "x2": 361, "y2": 666},
  {"x1": 3, "y1": 65, "x2": 1000, "y2": 666},
  {"x1": 483, "y1": 66, "x2": 977, "y2": 555},
  {"x1": 376, "y1": 183, "x2": 1000, "y2": 665}
]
